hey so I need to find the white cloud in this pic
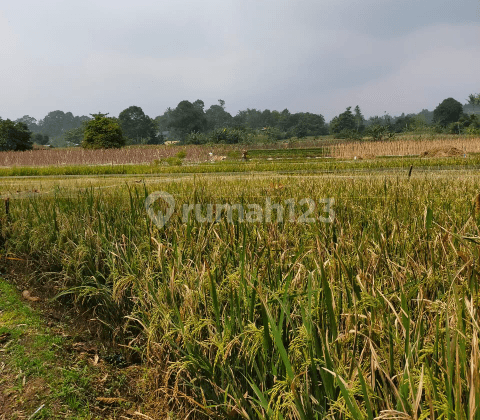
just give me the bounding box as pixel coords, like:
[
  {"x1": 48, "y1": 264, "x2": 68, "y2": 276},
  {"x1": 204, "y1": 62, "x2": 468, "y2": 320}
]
[
  {"x1": 314, "y1": 25, "x2": 480, "y2": 119},
  {"x1": 0, "y1": 2, "x2": 478, "y2": 121},
  {"x1": 0, "y1": 13, "x2": 39, "y2": 118}
]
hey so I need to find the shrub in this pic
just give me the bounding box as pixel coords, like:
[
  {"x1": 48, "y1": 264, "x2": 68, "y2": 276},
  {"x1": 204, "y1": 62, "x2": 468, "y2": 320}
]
[
  {"x1": 333, "y1": 128, "x2": 364, "y2": 140},
  {"x1": 184, "y1": 132, "x2": 208, "y2": 145},
  {"x1": 82, "y1": 113, "x2": 125, "y2": 149},
  {"x1": 365, "y1": 124, "x2": 395, "y2": 141},
  {"x1": 208, "y1": 127, "x2": 252, "y2": 144},
  {"x1": 176, "y1": 150, "x2": 187, "y2": 159},
  {"x1": 165, "y1": 157, "x2": 183, "y2": 166},
  {"x1": 447, "y1": 114, "x2": 480, "y2": 135}
]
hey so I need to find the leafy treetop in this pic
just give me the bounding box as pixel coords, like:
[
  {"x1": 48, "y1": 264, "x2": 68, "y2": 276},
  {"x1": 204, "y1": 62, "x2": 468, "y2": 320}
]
[
  {"x1": 118, "y1": 106, "x2": 161, "y2": 145},
  {"x1": 433, "y1": 98, "x2": 464, "y2": 127},
  {"x1": 82, "y1": 113, "x2": 125, "y2": 149},
  {"x1": 0, "y1": 118, "x2": 33, "y2": 151}
]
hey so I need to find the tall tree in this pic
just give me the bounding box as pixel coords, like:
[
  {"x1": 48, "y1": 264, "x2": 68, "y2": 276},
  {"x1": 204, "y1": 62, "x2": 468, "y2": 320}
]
[
  {"x1": 38, "y1": 110, "x2": 75, "y2": 137},
  {"x1": 118, "y1": 106, "x2": 160, "y2": 144},
  {"x1": 295, "y1": 113, "x2": 328, "y2": 136},
  {"x1": 0, "y1": 119, "x2": 33, "y2": 151},
  {"x1": 392, "y1": 113, "x2": 415, "y2": 133},
  {"x1": 193, "y1": 99, "x2": 205, "y2": 112},
  {"x1": 261, "y1": 109, "x2": 275, "y2": 128},
  {"x1": 82, "y1": 113, "x2": 125, "y2": 149},
  {"x1": 467, "y1": 93, "x2": 480, "y2": 105},
  {"x1": 433, "y1": 98, "x2": 464, "y2": 127},
  {"x1": 154, "y1": 108, "x2": 173, "y2": 134},
  {"x1": 329, "y1": 107, "x2": 356, "y2": 134},
  {"x1": 205, "y1": 100, "x2": 232, "y2": 131},
  {"x1": 38, "y1": 110, "x2": 90, "y2": 137},
  {"x1": 233, "y1": 108, "x2": 265, "y2": 129},
  {"x1": 15, "y1": 115, "x2": 39, "y2": 132},
  {"x1": 416, "y1": 109, "x2": 434, "y2": 125},
  {"x1": 32, "y1": 133, "x2": 50, "y2": 145},
  {"x1": 353, "y1": 105, "x2": 365, "y2": 132},
  {"x1": 63, "y1": 127, "x2": 84, "y2": 146},
  {"x1": 168, "y1": 100, "x2": 207, "y2": 139},
  {"x1": 277, "y1": 109, "x2": 292, "y2": 132}
]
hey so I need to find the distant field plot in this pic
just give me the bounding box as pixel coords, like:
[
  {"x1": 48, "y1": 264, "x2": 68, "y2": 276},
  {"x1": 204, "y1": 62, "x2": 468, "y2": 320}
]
[
  {"x1": 331, "y1": 134, "x2": 479, "y2": 158},
  {"x1": 0, "y1": 134, "x2": 479, "y2": 169}
]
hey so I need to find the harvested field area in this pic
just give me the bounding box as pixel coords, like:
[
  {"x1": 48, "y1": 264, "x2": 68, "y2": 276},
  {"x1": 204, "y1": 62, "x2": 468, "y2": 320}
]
[
  {"x1": 1, "y1": 135, "x2": 479, "y2": 168},
  {"x1": 330, "y1": 135, "x2": 479, "y2": 158},
  {"x1": 0, "y1": 144, "x2": 229, "y2": 167}
]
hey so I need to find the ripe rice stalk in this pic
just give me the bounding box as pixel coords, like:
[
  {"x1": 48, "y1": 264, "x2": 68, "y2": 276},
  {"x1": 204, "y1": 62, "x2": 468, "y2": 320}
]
[{"x1": 3, "y1": 173, "x2": 480, "y2": 418}]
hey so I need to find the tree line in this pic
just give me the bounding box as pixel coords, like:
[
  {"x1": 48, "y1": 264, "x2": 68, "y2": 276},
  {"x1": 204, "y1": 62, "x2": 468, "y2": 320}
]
[{"x1": 1, "y1": 94, "x2": 479, "y2": 151}]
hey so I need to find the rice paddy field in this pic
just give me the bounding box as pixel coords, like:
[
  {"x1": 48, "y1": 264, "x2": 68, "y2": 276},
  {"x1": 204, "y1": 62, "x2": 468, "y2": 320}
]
[
  {"x1": 1, "y1": 138, "x2": 480, "y2": 419},
  {"x1": 0, "y1": 133, "x2": 478, "y2": 170}
]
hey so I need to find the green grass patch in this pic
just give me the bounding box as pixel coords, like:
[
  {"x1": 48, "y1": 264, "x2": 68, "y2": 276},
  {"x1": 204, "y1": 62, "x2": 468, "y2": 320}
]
[
  {"x1": 0, "y1": 279, "x2": 103, "y2": 419},
  {"x1": 246, "y1": 147, "x2": 331, "y2": 159},
  {"x1": 0, "y1": 154, "x2": 479, "y2": 178}
]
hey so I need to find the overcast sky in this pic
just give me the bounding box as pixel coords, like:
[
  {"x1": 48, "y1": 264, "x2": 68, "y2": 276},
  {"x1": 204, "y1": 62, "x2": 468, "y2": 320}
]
[{"x1": 1, "y1": 0, "x2": 479, "y2": 122}]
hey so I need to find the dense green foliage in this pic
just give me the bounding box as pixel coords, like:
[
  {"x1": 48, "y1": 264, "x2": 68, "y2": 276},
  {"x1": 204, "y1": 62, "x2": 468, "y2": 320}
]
[
  {"x1": 82, "y1": 113, "x2": 125, "y2": 149},
  {"x1": 16, "y1": 111, "x2": 90, "y2": 138},
  {"x1": 168, "y1": 100, "x2": 208, "y2": 139},
  {"x1": 7, "y1": 92, "x2": 480, "y2": 148},
  {"x1": 448, "y1": 114, "x2": 480, "y2": 135},
  {"x1": 185, "y1": 127, "x2": 252, "y2": 144},
  {"x1": 31, "y1": 132, "x2": 50, "y2": 145},
  {"x1": 0, "y1": 119, "x2": 33, "y2": 151},
  {"x1": 118, "y1": 105, "x2": 161, "y2": 145},
  {"x1": 156, "y1": 101, "x2": 328, "y2": 143},
  {"x1": 467, "y1": 93, "x2": 480, "y2": 105},
  {"x1": 433, "y1": 97, "x2": 464, "y2": 127},
  {"x1": 365, "y1": 124, "x2": 395, "y2": 141},
  {"x1": 63, "y1": 126, "x2": 85, "y2": 146},
  {"x1": 205, "y1": 99, "x2": 233, "y2": 130},
  {"x1": 330, "y1": 106, "x2": 356, "y2": 135}
]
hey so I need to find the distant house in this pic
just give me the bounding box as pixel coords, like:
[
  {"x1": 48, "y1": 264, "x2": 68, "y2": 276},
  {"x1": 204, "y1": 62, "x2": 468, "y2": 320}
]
[
  {"x1": 463, "y1": 104, "x2": 480, "y2": 116},
  {"x1": 164, "y1": 140, "x2": 180, "y2": 145}
]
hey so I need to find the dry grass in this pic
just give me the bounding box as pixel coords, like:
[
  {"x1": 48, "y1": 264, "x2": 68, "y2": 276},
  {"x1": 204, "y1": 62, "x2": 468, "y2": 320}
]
[
  {"x1": 331, "y1": 135, "x2": 480, "y2": 158},
  {"x1": 1, "y1": 135, "x2": 479, "y2": 170},
  {"x1": 0, "y1": 145, "x2": 234, "y2": 168}
]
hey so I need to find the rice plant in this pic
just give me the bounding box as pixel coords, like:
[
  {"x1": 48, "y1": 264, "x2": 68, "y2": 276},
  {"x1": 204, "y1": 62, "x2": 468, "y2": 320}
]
[{"x1": 2, "y1": 172, "x2": 480, "y2": 419}]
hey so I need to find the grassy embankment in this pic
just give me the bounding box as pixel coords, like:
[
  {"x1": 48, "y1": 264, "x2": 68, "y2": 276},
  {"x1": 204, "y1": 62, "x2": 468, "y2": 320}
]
[
  {"x1": 0, "y1": 154, "x2": 479, "y2": 178},
  {"x1": 0, "y1": 278, "x2": 98, "y2": 419}
]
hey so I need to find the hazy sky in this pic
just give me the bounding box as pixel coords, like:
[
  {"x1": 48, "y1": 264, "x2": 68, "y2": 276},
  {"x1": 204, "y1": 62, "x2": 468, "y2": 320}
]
[{"x1": 1, "y1": 0, "x2": 479, "y2": 122}]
